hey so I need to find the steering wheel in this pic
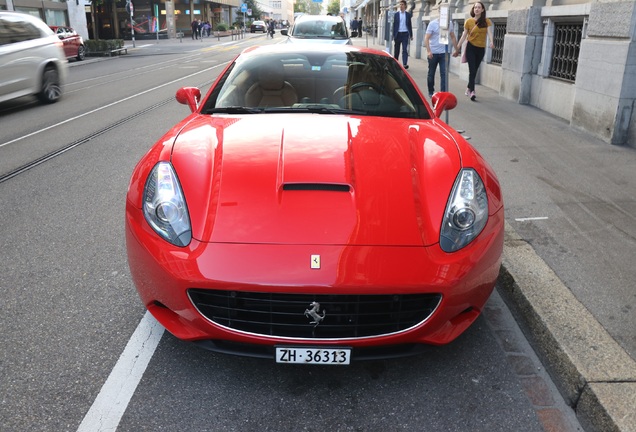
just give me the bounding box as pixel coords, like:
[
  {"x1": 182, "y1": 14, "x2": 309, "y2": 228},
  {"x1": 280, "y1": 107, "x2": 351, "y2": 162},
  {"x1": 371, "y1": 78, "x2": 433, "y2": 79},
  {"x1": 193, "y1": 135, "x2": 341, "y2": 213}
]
[{"x1": 348, "y1": 82, "x2": 382, "y2": 93}]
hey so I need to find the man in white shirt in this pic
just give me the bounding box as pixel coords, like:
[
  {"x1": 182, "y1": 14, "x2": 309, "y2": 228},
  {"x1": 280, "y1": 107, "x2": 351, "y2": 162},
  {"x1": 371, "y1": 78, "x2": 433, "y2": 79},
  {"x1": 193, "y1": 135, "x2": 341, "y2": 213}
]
[
  {"x1": 425, "y1": 18, "x2": 457, "y2": 97},
  {"x1": 392, "y1": 0, "x2": 413, "y2": 69}
]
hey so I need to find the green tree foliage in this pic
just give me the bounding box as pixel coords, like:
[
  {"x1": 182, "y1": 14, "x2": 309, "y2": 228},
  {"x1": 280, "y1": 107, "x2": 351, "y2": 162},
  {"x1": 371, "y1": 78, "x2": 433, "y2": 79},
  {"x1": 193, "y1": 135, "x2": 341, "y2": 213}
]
[
  {"x1": 245, "y1": 0, "x2": 263, "y2": 21},
  {"x1": 327, "y1": 0, "x2": 340, "y2": 16},
  {"x1": 294, "y1": 0, "x2": 323, "y2": 15}
]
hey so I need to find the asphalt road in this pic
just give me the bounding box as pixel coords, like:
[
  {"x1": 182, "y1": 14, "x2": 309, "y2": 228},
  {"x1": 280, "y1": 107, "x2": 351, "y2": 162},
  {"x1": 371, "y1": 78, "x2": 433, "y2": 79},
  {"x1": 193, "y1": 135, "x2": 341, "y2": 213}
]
[{"x1": 0, "y1": 34, "x2": 581, "y2": 431}]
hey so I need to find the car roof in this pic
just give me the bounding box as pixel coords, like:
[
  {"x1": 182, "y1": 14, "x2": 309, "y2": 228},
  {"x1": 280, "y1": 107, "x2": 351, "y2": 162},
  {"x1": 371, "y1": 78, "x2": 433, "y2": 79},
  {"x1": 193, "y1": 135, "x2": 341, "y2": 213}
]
[
  {"x1": 294, "y1": 15, "x2": 345, "y2": 24},
  {"x1": 0, "y1": 11, "x2": 55, "y2": 36}
]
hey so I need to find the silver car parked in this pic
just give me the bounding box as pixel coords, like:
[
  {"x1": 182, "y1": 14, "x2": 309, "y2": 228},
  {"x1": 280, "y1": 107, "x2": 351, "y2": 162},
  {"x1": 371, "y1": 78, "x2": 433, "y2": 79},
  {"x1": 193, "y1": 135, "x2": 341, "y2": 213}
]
[
  {"x1": 281, "y1": 15, "x2": 352, "y2": 45},
  {"x1": 0, "y1": 11, "x2": 68, "y2": 104}
]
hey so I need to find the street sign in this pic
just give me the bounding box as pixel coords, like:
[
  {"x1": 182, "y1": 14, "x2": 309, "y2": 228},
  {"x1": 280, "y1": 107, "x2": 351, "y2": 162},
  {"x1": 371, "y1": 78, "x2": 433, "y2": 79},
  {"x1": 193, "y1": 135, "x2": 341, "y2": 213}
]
[
  {"x1": 440, "y1": 6, "x2": 449, "y2": 29},
  {"x1": 241, "y1": 3, "x2": 247, "y2": 12}
]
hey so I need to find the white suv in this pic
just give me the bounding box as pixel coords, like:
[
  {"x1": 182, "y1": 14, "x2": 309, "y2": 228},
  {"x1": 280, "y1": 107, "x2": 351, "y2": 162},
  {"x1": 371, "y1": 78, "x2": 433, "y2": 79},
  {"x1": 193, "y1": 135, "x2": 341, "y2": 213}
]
[{"x1": 0, "y1": 11, "x2": 68, "y2": 104}]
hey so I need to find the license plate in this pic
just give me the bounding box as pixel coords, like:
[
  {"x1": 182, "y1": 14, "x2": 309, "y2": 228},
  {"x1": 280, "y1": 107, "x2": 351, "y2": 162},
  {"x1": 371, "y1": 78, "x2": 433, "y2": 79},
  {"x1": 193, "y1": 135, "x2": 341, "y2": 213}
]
[{"x1": 275, "y1": 346, "x2": 351, "y2": 365}]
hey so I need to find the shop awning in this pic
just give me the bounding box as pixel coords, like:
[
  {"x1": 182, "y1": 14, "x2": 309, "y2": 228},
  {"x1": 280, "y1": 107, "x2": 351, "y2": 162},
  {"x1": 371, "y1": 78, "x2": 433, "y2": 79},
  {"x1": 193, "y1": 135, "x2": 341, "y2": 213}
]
[
  {"x1": 355, "y1": 0, "x2": 370, "y2": 11},
  {"x1": 205, "y1": 0, "x2": 241, "y2": 7}
]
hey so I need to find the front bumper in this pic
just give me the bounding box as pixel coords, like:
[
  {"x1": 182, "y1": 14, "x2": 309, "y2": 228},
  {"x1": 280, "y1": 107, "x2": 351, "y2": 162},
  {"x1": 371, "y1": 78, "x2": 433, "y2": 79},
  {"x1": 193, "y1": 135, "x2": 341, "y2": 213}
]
[{"x1": 126, "y1": 202, "x2": 504, "y2": 356}]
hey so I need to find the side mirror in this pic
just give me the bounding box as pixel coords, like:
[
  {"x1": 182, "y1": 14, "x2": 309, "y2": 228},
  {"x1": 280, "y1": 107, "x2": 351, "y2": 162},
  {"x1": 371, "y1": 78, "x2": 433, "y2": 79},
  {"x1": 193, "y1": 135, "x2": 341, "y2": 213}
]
[
  {"x1": 281, "y1": 29, "x2": 288, "y2": 36},
  {"x1": 176, "y1": 87, "x2": 202, "y2": 113},
  {"x1": 431, "y1": 92, "x2": 457, "y2": 118}
]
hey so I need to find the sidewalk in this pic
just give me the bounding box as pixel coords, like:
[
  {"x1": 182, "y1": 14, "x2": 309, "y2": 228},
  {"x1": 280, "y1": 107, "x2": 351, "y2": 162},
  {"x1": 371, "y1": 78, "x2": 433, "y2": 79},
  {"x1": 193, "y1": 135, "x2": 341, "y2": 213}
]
[{"x1": 348, "y1": 36, "x2": 636, "y2": 432}]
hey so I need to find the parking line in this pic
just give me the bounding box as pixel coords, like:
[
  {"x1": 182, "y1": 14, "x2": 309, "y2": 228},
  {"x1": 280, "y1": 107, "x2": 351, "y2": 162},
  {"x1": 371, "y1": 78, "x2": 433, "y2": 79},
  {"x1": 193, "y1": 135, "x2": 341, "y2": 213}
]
[
  {"x1": 76, "y1": 311, "x2": 164, "y2": 432},
  {"x1": 515, "y1": 217, "x2": 549, "y2": 222}
]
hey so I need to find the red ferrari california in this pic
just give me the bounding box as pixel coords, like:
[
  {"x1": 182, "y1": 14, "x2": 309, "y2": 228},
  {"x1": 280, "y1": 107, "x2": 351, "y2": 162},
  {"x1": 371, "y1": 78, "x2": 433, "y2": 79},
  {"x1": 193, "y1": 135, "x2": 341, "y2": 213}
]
[{"x1": 125, "y1": 44, "x2": 504, "y2": 364}]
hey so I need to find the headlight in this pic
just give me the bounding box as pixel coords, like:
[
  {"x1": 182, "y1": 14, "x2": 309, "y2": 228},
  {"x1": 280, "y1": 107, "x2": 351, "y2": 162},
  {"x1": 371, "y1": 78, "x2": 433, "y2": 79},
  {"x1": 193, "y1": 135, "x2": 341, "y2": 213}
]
[
  {"x1": 440, "y1": 169, "x2": 488, "y2": 252},
  {"x1": 142, "y1": 162, "x2": 192, "y2": 247}
]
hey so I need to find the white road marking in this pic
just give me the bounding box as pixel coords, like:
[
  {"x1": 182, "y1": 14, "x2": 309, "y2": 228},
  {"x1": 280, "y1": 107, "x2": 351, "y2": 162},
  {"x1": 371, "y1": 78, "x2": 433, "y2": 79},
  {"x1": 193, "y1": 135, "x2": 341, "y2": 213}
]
[
  {"x1": 76, "y1": 311, "x2": 164, "y2": 432},
  {"x1": 515, "y1": 216, "x2": 549, "y2": 222}
]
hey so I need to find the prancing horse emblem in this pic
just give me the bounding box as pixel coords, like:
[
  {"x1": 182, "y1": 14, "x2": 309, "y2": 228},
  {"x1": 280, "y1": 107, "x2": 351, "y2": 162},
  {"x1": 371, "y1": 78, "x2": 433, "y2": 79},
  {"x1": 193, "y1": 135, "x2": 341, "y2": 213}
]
[{"x1": 304, "y1": 301, "x2": 326, "y2": 327}]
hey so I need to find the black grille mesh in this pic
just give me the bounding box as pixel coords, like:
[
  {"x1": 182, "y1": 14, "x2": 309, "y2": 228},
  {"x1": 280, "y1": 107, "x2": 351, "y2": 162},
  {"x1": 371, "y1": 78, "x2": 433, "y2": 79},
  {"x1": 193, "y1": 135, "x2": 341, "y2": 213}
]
[{"x1": 188, "y1": 289, "x2": 441, "y2": 339}]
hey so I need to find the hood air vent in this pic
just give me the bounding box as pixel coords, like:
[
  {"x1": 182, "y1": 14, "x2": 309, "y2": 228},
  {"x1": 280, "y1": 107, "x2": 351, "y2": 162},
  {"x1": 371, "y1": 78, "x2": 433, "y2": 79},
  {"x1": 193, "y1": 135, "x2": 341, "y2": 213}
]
[{"x1": 283, "y1": 183, "x2": 350, "y2": 192}]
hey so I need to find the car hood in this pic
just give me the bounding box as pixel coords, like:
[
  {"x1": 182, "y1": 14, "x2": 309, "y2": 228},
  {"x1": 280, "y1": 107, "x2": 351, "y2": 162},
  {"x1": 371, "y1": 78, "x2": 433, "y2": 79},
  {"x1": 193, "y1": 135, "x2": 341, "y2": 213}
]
[{"x1": 170, "y1": 114, "x2": 461, "y2": 246}]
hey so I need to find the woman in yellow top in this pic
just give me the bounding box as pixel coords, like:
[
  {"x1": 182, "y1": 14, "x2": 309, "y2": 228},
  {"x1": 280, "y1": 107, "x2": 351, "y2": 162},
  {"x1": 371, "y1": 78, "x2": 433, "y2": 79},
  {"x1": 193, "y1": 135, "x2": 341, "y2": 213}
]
[{"x1": 453, "y1": 1, "x2": 494, "y2": 101}]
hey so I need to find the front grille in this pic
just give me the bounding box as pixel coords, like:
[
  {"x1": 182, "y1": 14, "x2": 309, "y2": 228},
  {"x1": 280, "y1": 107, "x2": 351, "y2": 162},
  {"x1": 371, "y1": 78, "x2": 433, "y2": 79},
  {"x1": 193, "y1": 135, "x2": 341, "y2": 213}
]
[{"x1": 188, "y1": 289, "x2": 442, "y2": 339}]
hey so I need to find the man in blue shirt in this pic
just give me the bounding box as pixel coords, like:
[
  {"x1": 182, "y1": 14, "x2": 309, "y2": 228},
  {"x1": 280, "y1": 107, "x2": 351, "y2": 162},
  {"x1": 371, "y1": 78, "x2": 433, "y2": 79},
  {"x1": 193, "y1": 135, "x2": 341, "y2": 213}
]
[
  {"x1": 393, "y1": 0, "x2": 413, "y2": 69},
  {"x1": 425, "y1": 18, "x2": 457, "y2": 97}
]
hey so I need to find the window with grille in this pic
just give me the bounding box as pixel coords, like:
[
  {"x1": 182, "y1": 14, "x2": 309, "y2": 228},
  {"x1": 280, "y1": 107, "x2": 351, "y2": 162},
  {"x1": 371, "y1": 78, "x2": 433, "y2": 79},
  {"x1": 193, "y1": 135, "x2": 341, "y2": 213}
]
[
  {"x1": 491, "y1": 22, "x2": 506, "y2": 65},
  {"x1": 549, "y1": 22, "x2": 582, "y2": 82},
  {"x1": 455, "y1": 20, "x2": 464, "y2": 43}
]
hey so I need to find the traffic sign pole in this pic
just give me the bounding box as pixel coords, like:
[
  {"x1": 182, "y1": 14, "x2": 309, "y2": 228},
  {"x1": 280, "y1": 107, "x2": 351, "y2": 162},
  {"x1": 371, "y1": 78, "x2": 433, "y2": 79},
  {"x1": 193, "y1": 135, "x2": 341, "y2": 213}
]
[
  {"x1": 127, "y1": 0, "x2": 136, "y2": 48},
  {"x1": 241, "y1": 3, "x2": 247, "y2": 36}
]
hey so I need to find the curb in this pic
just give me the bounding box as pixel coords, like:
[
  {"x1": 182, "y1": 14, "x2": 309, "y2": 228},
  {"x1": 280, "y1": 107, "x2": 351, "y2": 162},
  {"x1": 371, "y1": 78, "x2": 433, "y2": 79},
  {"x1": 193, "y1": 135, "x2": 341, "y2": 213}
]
[{"x1": 498, "y1": 223, "x2": 636, "y2": 432}]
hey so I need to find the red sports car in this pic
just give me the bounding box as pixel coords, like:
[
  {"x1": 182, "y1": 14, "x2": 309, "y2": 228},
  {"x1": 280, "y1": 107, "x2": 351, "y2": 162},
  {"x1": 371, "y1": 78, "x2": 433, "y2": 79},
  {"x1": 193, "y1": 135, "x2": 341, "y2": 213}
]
[
  {"x1": 50, "y1": 25, "x2": 85, "y2": 61},
  {"x1": 126, "y1": 44, "x2": 504, "y2": 364}
]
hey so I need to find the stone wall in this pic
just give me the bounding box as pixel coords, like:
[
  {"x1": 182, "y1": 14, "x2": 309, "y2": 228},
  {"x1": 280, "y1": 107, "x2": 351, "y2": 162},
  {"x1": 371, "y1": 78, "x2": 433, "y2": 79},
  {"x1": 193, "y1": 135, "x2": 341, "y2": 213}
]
[{"x1": 418, "y1": 0, "x2": 635, "y2": 147}]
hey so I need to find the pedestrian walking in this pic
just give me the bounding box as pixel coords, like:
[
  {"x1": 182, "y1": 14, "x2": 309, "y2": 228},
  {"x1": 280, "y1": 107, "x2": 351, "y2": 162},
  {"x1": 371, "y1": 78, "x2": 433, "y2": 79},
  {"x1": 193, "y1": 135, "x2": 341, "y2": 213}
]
[
  {"x1": 424, "y1": 18, "x2": 457, "y2": 97},
  {"x1": 453, "y1": 1, "x2": 494, "y2": 101},
  {"x1": 197, "y1": 20, "x2": 204, "y2": 39},
  {"x1": 350, "y1": 18, "x2": 358, "y2": 38},
  {"x1": 392, "y1": 0, "x2": 413, "y2": 69},
  {"x1": 357, "y1": 18, "x2": 363, "y2": 37},
  {"x1": 191, "y1": 19, "x2": 199, "y2": 40}
]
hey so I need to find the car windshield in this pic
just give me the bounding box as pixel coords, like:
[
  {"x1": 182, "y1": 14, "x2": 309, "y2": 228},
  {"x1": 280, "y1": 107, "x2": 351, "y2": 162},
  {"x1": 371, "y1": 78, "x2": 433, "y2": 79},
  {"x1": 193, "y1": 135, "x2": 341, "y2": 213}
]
[
  {"x1": 291, "y1": 19, "x2": 347, "y2": 39},
  {"x1": 203, "y1": 50, "x2": 430, "y2": 119}
]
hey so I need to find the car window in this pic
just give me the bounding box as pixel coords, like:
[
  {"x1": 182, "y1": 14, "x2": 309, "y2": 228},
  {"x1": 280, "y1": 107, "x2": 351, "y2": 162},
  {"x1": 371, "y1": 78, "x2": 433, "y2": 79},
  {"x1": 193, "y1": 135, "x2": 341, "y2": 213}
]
[
  {"x1": 204, "y1": 51, "x2": 429, "y2": 120},
  {"x1": 0, "y1": 15, "x2": 43, "y2": 45}
]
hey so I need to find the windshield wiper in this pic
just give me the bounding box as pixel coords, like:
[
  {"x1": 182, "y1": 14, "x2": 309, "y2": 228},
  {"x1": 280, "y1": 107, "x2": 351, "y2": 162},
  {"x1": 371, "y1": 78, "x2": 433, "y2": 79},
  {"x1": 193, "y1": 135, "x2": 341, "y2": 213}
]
[
  {"x1": 263, "y1": 105, "x2": 354, "y2": 114},
  {"x1": 205, "y1": 106, "x2": 263, "y2": 114},
  {"x1": 207, "y1": 105, "x2": 362, "y2": 115}
]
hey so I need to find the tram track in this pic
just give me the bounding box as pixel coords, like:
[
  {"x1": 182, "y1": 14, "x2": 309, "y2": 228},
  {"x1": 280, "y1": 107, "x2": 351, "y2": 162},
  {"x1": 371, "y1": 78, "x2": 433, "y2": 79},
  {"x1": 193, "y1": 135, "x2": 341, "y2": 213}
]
[
  {"x1": 0, "y1": 77, "x2": 218, "y2": 185},
  {"x1": 0, "y1": 68, "x2": 220, "y2": 184},
  {"x1": 0, "y1": 98, "x2": 174, "y2": 184}
]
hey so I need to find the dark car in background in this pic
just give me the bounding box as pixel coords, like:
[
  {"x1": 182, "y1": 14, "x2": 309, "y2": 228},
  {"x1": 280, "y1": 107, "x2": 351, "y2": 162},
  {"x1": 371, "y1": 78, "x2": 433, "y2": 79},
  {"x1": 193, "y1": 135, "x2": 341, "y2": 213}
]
[
  {"x1": 250, "y1": 20, "x2": 266, "y2": 33},
  {"x1": 50, "y1": 25, "x2": 85, "y2": 61}
]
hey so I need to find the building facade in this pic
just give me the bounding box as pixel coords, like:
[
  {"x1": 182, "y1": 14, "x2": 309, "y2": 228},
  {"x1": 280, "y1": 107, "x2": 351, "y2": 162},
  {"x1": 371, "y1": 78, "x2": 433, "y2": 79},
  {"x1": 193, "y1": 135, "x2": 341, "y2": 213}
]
[
  {"x1": 1, "y1": 0, "x2": 294, "y2": 41},
  {"x1": 1, "y1": 0, "x2": 89, "y2": 39},
  {"x1": 352, "y1": 0, "x2": 635, "y2": 147}
]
